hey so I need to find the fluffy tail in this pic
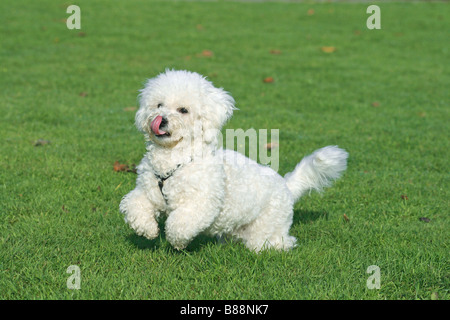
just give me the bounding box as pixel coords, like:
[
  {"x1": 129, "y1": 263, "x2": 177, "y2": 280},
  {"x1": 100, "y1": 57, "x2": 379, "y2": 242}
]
[{"x1": 284, "y1": 146, "x2": 348, "y2": 202}]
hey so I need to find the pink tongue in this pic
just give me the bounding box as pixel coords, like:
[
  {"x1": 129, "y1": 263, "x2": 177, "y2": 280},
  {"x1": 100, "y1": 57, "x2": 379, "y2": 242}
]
[{"x1": 150, "y1": 116, "x2": 166, "y2": 135}]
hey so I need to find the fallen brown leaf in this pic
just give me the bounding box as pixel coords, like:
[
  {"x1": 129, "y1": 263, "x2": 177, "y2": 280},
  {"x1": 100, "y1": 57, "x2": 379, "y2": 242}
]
[
  {"x1": 307, "y1": 9, "x2": 315, "y2": 16},
  {"x1": 79, "y1": 92, "x2": 88, "y2": 97},
  {"x1": 200, "y1": 50, "x2": 213, "y2": 57},
  {"x1": 34, "y1": 139, "x2": 51, "y2": 146},
  {"x1": 269, "y1": 49, "x2": 282, "y2": 55},
  {"x1": 401, "y1": 194, "x2": 408, "y2": 200},
  {"x1": 371, "y1": 101, "x2": 380, "y2": 107},
  {"x1": 114, "y1": 161, "x2": 129, "y2": 172},
  {"x1": 265, "y1": 142, "x2": 279, "y2": 150},
  {"x1": 263, "y1": 77, "x2": 274, "y2": 83},
  {"x1": 113, "y1": 161, "x2": 137, "y2": 173},
  {"x1": 321, "y1": 46, "x2": 336, "y2": 53},
  {"x1": 343, "y1": 214, "x2": 350, "y2": 222}
]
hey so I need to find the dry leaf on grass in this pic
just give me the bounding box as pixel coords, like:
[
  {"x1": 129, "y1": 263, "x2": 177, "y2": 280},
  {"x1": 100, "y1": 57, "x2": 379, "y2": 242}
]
[
  {"x1": 269, "y1": 49, "x2": 282, "y2": 55},
  {"x1": 321, "y1": 46, "x2": 336, "y2": 53},
  {"x1": 371, "y1": 101, "x2": 380, "y2": 107},
  {"x1": 202, "y1": 50, "x2": 213, "y2": 57},
  {"x1": 34, "y1": 139, "x2": 51, "y2": 146},
  {"x1": 196, "y1": 50, "x2": 213, "y2": 58},
  {"x1": 114, "y1": 161, "x2": 128, "y2": 172},
  {"x1": 114, "y1": 161, "x2": 137, "y2": 173},
  {"x1": 307, "y1": 9, "x2": 315, "y2": 16},
  {"x1": 343, "y1": 214, "x2": 350, "y2": 222},
  {"x1": 265, "y1": 142, "x2": 279, "y2": 150},
  {"x1": 263, "y1": 77, "x2": 274, "y2": 83}
]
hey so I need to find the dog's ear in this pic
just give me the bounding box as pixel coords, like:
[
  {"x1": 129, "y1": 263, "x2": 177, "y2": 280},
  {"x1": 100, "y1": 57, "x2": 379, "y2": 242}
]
[
  {"x1": 134, "y1": 78, "x2": 156, "y2": 133},
  {"x1": 202, "y1": 86, "x2": 236, "y2": 145},
  {"x1": 134, "y1": 106, "x2": 147, "y2": 133}
]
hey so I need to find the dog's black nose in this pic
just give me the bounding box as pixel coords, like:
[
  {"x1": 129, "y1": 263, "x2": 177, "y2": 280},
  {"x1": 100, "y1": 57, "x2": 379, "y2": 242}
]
[{"x1": 160, "y1": 117, "x2": 168, "y2": 127}]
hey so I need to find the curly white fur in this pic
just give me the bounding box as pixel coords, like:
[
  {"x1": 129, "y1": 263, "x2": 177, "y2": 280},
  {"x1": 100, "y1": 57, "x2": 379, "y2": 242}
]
[{"x1": 120, "y1": 69, "x2": 348, "y2": 252}]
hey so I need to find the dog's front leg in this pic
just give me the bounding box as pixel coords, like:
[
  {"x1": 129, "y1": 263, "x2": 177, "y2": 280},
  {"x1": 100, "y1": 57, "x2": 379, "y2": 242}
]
[
  {"x1": 164, "y1": 164, "x2": 225, "y2": 250},
  {"x1": 120, "y1": 186, "x2": 160, "y2": 240},
  {"x1": 165, "y1": 204, "x2": 220, "y2": 250}
]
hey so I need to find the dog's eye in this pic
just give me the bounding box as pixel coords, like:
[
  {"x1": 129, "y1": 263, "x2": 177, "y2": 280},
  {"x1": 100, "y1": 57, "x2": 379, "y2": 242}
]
[
  {"x1": 178, "y1": 107, "x2": 188, "y2": 114},
  {"x1": 157, "y1": 103, "x2": 163, "y2": 108}
]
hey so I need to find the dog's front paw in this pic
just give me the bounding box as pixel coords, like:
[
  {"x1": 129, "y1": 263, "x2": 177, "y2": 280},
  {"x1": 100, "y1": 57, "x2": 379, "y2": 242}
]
[
  {"x1": 165, "y1": 214, "x2": 194, "y2": 250},
  {"x1": 120, "y1": 188, "x2": 160, "y2": 240},
  {"x1": 128, "y1": 217, "x2": 159, "y2": 240},
  {"x1": 172, "y1": 242, "x2": 188, "y2": 251},
  {"x1": 165, "y1": 229, "x2": 190, "y2": 250},
  {"x1": 139, "y1": 224, "x2": 160, "y2": 240}
]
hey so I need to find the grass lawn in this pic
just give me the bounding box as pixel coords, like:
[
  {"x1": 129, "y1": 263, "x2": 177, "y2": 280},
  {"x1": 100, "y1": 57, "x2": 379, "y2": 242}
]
[{"x1": 0, "y1": 0, "x2": 448, "y2": 300}]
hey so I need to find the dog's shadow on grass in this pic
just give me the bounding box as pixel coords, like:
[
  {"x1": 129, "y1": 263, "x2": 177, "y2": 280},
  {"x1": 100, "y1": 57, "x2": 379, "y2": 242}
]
[
  {"x1": 127, "y1": 233, "x2": 162, "y2": 251},
  {"x1": 293, "y1": 209, "x2": 329, "y2": 225},
  {"x1": 127, "y1": 210, "x2": 327, "y2": 252},
  {"x1": 126, "y1": 223, "x2": 218, "y2": 253}
]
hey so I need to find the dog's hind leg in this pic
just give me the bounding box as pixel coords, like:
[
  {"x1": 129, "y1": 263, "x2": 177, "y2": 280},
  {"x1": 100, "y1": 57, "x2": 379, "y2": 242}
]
[{"x1": 234, "y1": 199, "x2": 296, "y2": 252}]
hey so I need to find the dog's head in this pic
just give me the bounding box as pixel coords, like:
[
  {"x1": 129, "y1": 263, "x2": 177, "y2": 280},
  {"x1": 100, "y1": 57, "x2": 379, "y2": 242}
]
[{"x1": 135, "y1": 69, "x2": 236, "y2": 148}]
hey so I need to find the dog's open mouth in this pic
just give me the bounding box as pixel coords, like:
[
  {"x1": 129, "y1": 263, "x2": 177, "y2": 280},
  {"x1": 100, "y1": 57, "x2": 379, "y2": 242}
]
[
  {"x1": 150, "y1": 116, "x2": 171, "y2": 137},
  {"x1": 156, "y1": 132, "x2": 171, "y2": 137}
]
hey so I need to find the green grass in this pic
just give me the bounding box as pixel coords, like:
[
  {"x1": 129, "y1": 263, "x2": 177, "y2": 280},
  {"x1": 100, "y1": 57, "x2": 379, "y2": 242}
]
[{"x1": 0, "y1": 0, "x2": 448, "y2": 300}]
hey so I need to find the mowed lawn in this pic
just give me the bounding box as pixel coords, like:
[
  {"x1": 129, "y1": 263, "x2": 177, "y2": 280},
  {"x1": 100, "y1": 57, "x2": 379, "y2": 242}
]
[{"x1": 0, "y1": 0, "x2": 448, "y2": 300}]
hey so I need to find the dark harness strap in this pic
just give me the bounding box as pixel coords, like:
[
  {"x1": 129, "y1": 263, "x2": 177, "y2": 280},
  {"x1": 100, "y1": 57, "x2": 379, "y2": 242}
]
[
  {"x1": 156, "y1": 175, "x2": 170, "y2": 194},
  {"x1": 154, "y1": 164, "x2": 183, "y2": 198}
]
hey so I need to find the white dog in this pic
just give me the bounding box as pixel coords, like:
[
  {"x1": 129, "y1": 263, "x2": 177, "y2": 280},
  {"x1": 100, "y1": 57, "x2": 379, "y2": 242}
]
[{"x1": 120, "y1": 69, "x2": 348, "y2": 252}]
